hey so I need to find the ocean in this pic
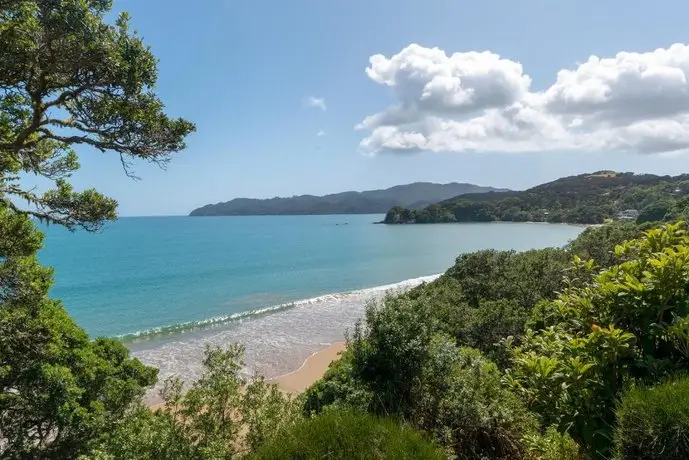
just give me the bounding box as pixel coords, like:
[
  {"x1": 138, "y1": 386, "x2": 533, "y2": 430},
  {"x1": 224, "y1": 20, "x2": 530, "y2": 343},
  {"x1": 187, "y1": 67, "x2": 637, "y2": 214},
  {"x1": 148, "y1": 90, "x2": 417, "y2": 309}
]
[{"x1": 40, "y1": 215, "x2": 584, "y2": 394}]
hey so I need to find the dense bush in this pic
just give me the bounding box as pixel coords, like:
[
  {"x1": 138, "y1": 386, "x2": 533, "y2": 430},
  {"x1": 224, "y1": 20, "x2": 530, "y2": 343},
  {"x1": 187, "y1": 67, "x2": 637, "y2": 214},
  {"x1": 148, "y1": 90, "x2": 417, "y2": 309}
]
[
  {"x1": 524, "y1": 426, "x2": 581, "y2": 460},
  {"x1": 300, "y1": 221, "x2": 666, "y2": 458},
  {"x1": 249, "y1": 411, "x2": 445, "y2": 460},
  {"x1": 507, "y1": 224, "x2": 689, "y2": 458},
  {"x1": 301, "y1": 349, "x2": 371, "y2": 414},
  {"x1": 0, "y1": 208, "x2": 159, "y2": 459},
  {"x1": 614, "y1": 377, "x2": 689, "y2": 460},
  {"x1": 305, "y1": 293, "x2": 538, "y2": 459},
  {"x1": 0, "y1": 0, "x2": 195, "y2": 457},
  {"x1": 447, "y1": 248, "x2": 570, "y2": 310},
  {"x1": 566, "y1": 221, "x2": 640, "y2": 267}
]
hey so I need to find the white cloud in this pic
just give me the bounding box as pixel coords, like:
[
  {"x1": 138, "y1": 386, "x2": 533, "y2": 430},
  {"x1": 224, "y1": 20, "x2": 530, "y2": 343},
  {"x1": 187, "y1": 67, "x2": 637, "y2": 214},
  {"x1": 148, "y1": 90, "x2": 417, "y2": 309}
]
[
  {"x1": 359, "y1": 43, "x2": 689, "y2": 156},
  {"x1": 304, "y1": 96, "x2": 327, "y2": 111},
  {"x1": 317, "y1": 130, "x2": 326, "y2": 137}
]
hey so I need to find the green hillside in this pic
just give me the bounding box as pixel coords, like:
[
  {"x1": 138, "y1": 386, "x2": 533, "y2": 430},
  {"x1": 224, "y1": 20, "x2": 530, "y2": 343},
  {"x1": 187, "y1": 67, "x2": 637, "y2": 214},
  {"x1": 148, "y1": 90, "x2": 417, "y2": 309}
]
[
  {"x1": 384, "y1": 171, "x2": 689, "y2": 225},
  {"x1": 190, "y1": 182, "x2": 507, "y2": 216}
]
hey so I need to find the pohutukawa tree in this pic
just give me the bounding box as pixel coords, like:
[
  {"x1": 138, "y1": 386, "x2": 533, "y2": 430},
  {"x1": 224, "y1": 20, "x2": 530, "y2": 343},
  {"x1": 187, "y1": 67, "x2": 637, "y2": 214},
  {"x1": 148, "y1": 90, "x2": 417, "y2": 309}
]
[{"x1": 0, "y1": 0, "x2": 194, "y2": 458}]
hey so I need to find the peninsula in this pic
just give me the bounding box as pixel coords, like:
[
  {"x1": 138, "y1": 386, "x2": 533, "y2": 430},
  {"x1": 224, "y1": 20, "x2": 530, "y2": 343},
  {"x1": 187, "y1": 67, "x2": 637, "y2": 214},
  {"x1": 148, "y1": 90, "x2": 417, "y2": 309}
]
[{"x1": 189, "y1": 182, "x2": 507, "y2": 216}]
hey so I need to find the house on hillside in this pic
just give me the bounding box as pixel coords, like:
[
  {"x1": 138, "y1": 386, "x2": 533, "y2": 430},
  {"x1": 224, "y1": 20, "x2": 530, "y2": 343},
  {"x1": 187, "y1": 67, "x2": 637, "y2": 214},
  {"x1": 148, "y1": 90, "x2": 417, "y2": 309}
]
[{"x1": 617, "y1": 209, "x2": 640, "y2": 220}]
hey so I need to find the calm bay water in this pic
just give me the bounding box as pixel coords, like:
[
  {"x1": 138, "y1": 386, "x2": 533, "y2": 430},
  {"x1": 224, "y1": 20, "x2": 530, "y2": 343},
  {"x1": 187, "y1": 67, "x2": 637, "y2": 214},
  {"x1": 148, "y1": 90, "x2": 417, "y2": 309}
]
[{"x1": 40, "y1": 215, "x2": 584, "y2": 391}]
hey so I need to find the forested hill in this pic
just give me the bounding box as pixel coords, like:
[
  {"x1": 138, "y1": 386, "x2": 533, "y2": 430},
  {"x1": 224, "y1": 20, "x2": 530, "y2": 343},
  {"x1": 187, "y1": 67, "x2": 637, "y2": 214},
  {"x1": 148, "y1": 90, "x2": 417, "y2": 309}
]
[
  {"x1": 189, "y1": 182, "x2": 506, "y2": 216},
  {"x1": 384, "y1": 171, "x2": 689, "y2": 225}
]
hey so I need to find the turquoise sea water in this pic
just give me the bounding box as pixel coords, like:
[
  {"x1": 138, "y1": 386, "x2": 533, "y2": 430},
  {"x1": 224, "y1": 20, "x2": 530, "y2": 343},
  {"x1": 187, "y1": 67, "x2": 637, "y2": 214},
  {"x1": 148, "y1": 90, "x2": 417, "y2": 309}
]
[
  {"x1": 41, "y1": 215, "x2": 583, "y2": 338},
  {"x1": 40, "y1": 215, "x2": 584, "y2": 392}
]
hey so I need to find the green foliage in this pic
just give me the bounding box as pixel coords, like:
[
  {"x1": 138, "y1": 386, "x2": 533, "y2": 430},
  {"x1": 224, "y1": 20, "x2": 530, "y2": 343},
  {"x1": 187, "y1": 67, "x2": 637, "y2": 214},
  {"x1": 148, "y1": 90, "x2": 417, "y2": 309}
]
[
  {"x1": 0, "y1": 1, "x2": 193, "y2": 457},
  {"x1": 307, "y1": 294, "x2": 538, "y2": 459},
  {"x1": 1, "y1": 0, "x2": 195, "y2": 229},
  {"x1": 301, "y1": 348, "x2": 372, "y2": 414},
  {"x1": 409, "y1": 340, "x2": 538, "y2": 459},
  {"x1": 348, "y1": 296, "x2": 439, "y2": 416},
  {"x1": 566, "y1": 221, "x2": 640, "y2": 267},
  {"x1": 614, "y1": 377, "x2": 689, "y2": 460},
  {"x1": 507, "y1": 223, "x2": 689, "y2": 458},
  {"x1": 83, "y1": 345, "x2": 297, "y2": 460},
  {"x1": 448, "y1": 248, "x2": 570, "y2": 310},
  {"x1": 385, "y1": 171, "x2": 689, "y2": 225},
  {"x1": 636, "y1": 201, "x2": 672, "y2": 224},
  {"x1": 506, "y1": 325, "x2": 635, "y2": 456},
  {"x1": 524, "y1": 426, "x2": 581, "y2": 460},
  {"x1": 0, "y1": 206, "x2": 158, "y2": 459},
  {"x1": 249, "y1": 411, "x2": 445, "y2": 460}
]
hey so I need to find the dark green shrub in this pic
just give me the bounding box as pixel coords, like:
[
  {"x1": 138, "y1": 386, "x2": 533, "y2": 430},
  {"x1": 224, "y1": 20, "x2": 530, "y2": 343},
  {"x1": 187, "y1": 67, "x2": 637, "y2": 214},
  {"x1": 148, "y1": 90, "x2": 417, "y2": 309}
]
[
  {"x1": 249, "y1": 411, "x2": 445, "y2": 460},
  {"x1": 566, "y1": 221, "x2": 639, "y2": 267},
  {"x1": 614, "y1": 377, "x2": 689, "y2": 459}
]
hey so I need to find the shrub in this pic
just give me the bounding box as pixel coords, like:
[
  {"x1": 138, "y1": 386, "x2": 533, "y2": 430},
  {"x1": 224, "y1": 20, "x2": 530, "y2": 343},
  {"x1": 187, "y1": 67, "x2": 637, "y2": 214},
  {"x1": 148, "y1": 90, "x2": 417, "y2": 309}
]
[
  {"x1": 301, "y1": 349, "x2": 372, "y2": 414},
  {"x1": 304, "y1": 293, "x2": 538, "y2": 458},
  {"x1": 410, "y1": 339, "x2": 538, "y2": 459},
  {"x1": 249, "y1": 411, "x2": 445, "y2": 460},
  {"x1": 614, "y1": 377, "x2": 689, "y2": 460},
  {"x1": 507, "y1": 223, "x2": 689, "y2": 458},
  {"x1": 82, "y1": 345, "x2": 297, "y2": 459},
  {"x1": 566, "y1": 221, "x2": 639, "y2": 268},
  {"x1": 524, "y1": 426, "x2": 581, "y2": 460}
]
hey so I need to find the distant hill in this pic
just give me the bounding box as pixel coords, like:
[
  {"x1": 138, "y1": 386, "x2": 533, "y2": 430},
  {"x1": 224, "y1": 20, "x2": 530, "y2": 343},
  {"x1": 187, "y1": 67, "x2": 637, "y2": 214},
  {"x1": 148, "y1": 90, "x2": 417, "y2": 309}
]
[
  {"x1": 383, "y1": 171, "x2": 689, "y2": 225},
  {"x1": 189, "y1": 182, "x2": 508, "y2": 216}
]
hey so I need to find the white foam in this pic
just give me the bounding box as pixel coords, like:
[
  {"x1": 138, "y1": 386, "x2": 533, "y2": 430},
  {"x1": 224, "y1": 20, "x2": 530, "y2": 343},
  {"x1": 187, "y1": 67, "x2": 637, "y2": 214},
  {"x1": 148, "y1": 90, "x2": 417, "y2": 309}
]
[{"x1": 129, "y1": 274, "x2": 441, "y2": 402}]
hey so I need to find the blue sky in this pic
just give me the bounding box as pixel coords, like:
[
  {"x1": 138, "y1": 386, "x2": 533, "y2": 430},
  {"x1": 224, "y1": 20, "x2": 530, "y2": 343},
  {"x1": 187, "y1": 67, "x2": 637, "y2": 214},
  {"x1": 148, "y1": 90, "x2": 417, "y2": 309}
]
[{"x1": 67, "y1": 0, "x2": 689, "y2": 216}]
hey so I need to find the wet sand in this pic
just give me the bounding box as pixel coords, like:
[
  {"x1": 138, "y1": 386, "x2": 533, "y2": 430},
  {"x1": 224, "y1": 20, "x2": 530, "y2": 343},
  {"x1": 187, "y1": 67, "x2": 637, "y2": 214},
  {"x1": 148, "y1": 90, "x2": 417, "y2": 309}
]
[
  {"x1": 271, "y1": 341, "x2": 346, "y2": 394},
  {"x1": 148, "y1": 341, "x2": 346, "y2": 410}
]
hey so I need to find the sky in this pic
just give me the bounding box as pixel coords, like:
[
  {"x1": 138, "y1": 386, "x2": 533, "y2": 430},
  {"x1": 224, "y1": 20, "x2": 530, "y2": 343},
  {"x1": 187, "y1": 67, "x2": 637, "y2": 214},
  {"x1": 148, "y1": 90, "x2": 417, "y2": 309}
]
[{"x1": 64, "y1": 0, "x2": 689, "y2": 216}]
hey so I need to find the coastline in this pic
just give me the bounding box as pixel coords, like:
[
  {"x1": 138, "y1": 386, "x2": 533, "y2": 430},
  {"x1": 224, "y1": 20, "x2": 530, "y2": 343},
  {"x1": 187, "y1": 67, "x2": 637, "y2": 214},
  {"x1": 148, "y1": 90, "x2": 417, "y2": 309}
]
[
  {"x1": 131, "y1": 274, "x2": 442, "y2": 405},
  {"x1": 147, "y1": 341, "x2": 347, "y2": 410},
  {"x1": 270, "y1": 341, "x2": 346, "y2": 394},
  {"x1": 380, "y1": 219, "x2": 595, "y2": 227}
]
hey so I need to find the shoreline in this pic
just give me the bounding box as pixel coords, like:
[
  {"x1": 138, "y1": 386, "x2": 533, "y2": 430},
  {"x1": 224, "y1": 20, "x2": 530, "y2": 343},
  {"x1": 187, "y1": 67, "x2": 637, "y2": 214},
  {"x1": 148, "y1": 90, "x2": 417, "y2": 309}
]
[
  {"x1": 379, "y1": 220, "x2": 595, "y2": 227},
  {"x1": 132, "y1": 274, "x2": 441, "y2": 405},
  {"x1": 122, "y1": 274, "x2": 442, "y2": 344},
  {"x1": 270, "y1": 341, "x2": 346, "y2": 394},
  {"x1": 148, "y1": 341, "x2": 346, "y2": 409}
]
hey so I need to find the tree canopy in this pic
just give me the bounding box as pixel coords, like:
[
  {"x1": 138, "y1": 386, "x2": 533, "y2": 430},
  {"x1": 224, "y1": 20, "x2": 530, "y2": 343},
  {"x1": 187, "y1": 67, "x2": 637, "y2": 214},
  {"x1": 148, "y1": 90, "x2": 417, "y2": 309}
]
[
  {"x1": 1, "y1": 0, "x2": 195, "y2": 230},
  {"x1": 0, "y1": 1, "x2": 194, "y2": 457}
]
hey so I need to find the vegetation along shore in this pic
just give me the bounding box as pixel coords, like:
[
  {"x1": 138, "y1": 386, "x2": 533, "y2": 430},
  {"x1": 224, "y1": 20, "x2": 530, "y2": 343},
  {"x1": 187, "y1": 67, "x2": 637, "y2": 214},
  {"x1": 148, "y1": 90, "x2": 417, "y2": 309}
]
[
  {"x1": 4, "y1": 1, "x2": 689, "y2": 459},
  {"x1": 384, "y1": 171, "x2": 689, "y2": 226}
]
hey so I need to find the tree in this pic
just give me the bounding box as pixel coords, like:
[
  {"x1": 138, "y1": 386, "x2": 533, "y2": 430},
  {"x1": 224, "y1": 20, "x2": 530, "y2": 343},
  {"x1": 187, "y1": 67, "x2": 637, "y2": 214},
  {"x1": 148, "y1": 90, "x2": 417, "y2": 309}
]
[
  {"x1": 636, "y1": 201, "x2": 671, "y2": 224},
  {"x1": 1, "y1": 0, "x2": 195, "y2": 230},
  {"x1": 0, "y1": 1, "x2": 194, "y2": 457}
]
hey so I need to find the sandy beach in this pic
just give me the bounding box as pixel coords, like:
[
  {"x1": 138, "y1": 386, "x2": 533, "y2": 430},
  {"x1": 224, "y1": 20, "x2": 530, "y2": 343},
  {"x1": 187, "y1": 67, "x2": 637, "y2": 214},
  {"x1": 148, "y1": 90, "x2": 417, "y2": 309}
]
[
  {"x1": 271, "y1": 341, "x2": 346, "y2": 394},
  {"x1": 148, "y1": 341, "x2": 346, "y2": 410}
]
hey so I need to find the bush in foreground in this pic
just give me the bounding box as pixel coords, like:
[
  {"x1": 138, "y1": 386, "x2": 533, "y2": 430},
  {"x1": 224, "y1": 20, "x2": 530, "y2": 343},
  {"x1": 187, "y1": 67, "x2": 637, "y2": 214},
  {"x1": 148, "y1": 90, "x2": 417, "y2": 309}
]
[
  {"x1": 614, "y1": 377, "x2": 689, "y2": 459},
  {"x1": 305, "y1": 291, "x2": 538, "y2": 458},
  {"x1": 507, "y1": 224, "x2": 689, "y2": 457},
  {"x1": 524, "y1": 426, "x2": 581, "y2": 460},
  {"x1": 82, "y1": 345, "x2": 296, "y2": 459},
  {"x1": 249, "y1": 411, "x2": 444, "y2": 460}
]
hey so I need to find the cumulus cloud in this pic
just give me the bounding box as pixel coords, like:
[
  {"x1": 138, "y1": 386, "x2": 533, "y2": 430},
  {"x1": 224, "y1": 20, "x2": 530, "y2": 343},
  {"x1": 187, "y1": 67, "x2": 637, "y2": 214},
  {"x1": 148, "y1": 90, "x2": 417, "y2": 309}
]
[
  {"x1": 304, "y1": 96, "x2": 327, "y2": 111},
  {"x1": 317, "y1": 130, "x2": 326, "y2": 137},
  {"x1": 358, "y1": 43, "x2": 689, "y2": 155}
]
